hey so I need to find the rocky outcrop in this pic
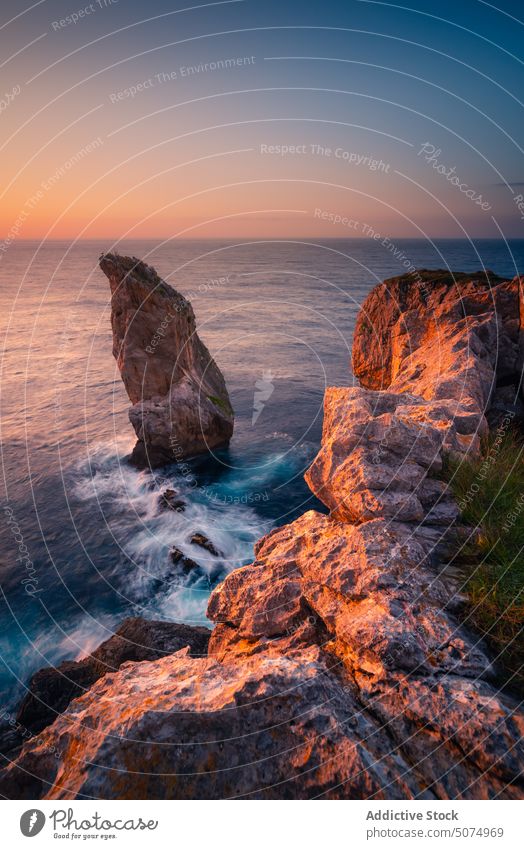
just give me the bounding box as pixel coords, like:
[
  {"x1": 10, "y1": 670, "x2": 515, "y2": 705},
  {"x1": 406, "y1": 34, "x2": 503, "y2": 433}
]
[
  {"x1": 207, "y1": 511, "x2": 523, "y2": 799},
  {"x1": 10, "y1": 618, "x2": 210, "y2": 740},
  {"x1": 1, "y1": 270, "x2": 523, "y2": 800},
  {"x1": 100, "y1": 254, "x2": 233, "y2": 467},
  {"x1": 352, "y1": 270, "x2": 522, "y2": 399},
  {"x1": 2, "y1": 512, "x2": 521, "y2": 799},
  {"x1": 305, "y1": 387, "x2": 459, "y2": 524},
  {"x1": 0, "y1": 645, "x2": 434, "y2": 801},
  {"x1": 306, "y1": 272, "x2": 523, "y2": 523}
]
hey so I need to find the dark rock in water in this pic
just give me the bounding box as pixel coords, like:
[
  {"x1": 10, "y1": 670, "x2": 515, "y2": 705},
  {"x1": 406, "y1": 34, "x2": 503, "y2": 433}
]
[
  {"x1": 13, "y1": 662, "x2": 101, "y2": 741},
  {"x1": 14, "y1": 618, "x2": 210, "y2": 737},
  {"x1": 99, "y1": 253, "x2": 234, "y2": 469},
  {"x1": 167, "y1": 553, "x2": 226, "y2": 589},
  {"x1": 170, "y1": 547, "x2": 200, "y2": 572},
  {"x1": 190, "y1": 533, "x2": 223, "y2": 557},
  {"x1": 129, "y1": 441, "x2": 175, "y2": 470},
  {"x1": 158, "y1": 489, "x2": 186, "y2": 512},
  {"x1": 0, "y1": 725, "x2": 28, "y2": 761}
]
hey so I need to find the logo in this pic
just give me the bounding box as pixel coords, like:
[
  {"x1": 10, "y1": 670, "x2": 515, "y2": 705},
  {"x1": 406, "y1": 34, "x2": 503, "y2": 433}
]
[
  {"x1": 252, "y1": 369, "x2": 275, "y2": 425},
  {"x1": 20, "y1": 810, "x2": 46, "y2": 837}
]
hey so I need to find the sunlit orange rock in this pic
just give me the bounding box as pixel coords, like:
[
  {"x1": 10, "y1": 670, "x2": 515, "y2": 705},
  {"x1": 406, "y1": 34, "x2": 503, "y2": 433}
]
[
  {"x1": 307, "y1": 272, "x2": 524, "y2": 524},
  {"x1": 352, "y1": 270, "x2": 522, "y2": 396},
  {"x1": 0, "y1": 647, "x2": 429, "y2": 800}
]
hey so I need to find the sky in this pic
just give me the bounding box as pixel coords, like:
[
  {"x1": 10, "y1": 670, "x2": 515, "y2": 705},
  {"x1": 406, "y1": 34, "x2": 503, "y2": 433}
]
[{"x1": 1, "y1": 0, "x2": 523, "y2": 241}]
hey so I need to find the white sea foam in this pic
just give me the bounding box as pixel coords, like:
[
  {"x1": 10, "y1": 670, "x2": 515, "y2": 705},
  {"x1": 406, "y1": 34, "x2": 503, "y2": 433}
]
[{"x1": 70, "y1": 441, "x2": 300, "y2": 625}]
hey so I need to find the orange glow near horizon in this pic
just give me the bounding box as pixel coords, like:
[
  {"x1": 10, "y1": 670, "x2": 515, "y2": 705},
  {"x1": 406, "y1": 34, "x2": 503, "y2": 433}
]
[{"x1": 1, "y1": 1, "x2": 521, "y2": 245}]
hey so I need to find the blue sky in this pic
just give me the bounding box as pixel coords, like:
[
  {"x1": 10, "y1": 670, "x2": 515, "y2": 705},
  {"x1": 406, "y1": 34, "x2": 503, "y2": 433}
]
[{"x1": 1, "y1": 0, "x2": 523, "y2": 238}]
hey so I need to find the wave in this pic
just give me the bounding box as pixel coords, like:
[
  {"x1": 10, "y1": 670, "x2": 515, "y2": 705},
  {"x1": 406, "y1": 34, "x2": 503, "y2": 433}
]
[{"x1": 70, "y1": 438, "x2": 313, "y2": 626}]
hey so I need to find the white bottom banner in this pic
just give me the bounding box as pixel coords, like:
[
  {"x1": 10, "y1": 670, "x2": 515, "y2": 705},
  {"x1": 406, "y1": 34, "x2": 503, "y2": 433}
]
[{"x1": 2, "y1": 799, "x2": 522, "y2": 848}]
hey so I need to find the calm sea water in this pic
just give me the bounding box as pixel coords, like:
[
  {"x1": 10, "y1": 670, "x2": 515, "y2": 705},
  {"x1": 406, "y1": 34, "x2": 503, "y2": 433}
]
[{"x1": 1, "y1": 238, "x2": 524, "y2": 707}]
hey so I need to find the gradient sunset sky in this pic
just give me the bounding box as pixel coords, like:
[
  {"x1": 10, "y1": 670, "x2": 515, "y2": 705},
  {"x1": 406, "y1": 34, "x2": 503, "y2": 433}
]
[{"x1": 1, "y1": 0, "x2": 523, "y2": 241}]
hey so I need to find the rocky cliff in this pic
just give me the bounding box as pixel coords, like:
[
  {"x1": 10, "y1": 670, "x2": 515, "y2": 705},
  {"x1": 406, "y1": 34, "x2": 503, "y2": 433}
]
[
  {"x1": 1, "y1": 270, "x2": 523, "y2": 800},
  {"x1": 100, "y1": 254, "x2": 234, "y2": 467}
]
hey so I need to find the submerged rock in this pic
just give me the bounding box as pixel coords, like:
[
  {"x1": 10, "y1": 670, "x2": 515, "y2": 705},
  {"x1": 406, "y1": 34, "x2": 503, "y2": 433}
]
[
  {"x1": 169, "y1": 541, "x2": 224, "y2": 586},
  {"x1": 190, "y1": 532, "x2": 223, "y2": 557},
  {"x1": 99, "y1": 253, "x2": 234, "y2": 468},
  {"x1": 169, "y1": 547, "x2": 200, "y2": 572},
  {"x1": 158, "y1": 489, "x2": 186, "y2": 512}
]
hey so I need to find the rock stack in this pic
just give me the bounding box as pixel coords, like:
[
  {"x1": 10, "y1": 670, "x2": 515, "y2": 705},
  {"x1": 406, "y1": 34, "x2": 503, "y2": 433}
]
[{"x1": 100, "y1": 253, "x2": 234, "y2": 468}]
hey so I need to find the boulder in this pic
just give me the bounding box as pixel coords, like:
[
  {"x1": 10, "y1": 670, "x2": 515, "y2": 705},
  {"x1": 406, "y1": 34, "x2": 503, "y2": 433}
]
[{"x1": 99, "y1": 254, "x2": 234, "y2": 468}]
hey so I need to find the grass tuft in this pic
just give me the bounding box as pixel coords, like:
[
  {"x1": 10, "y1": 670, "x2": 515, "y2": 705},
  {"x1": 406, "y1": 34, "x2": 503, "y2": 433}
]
[
  {"x1": 443, "y1": 427, "x2": 524, "y2": 697},
  {"x1": 207, "y1": 394, "x2": 233, "y2": 416}
]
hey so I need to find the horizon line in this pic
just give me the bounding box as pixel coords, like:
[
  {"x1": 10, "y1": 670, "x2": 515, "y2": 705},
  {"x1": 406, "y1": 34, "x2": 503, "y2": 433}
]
[{"x1": 5, "y1": 235, "x2": 524, "y2": 243}]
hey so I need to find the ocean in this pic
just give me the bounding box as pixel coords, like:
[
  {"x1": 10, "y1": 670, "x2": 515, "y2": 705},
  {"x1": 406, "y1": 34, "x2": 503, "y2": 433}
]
[{"x1": 1, "y1": 237, "x2": 524, "y2": 708}]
